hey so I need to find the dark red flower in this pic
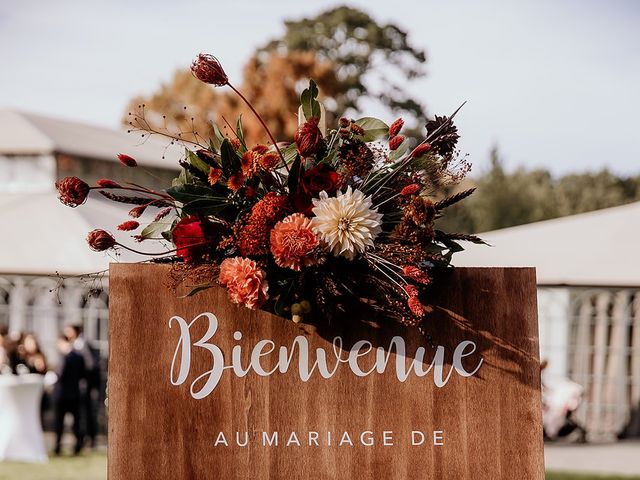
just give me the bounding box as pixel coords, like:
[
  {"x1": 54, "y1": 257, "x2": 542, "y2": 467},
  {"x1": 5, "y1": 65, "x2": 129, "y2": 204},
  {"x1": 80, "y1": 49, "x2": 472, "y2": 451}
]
[
  {"x1": 408, "y1": 296, "x2": 426, "y2": 317},
  {"x1": 402, "y1": 266, "x2": 431, "y2": 285},
  {"x1": 128, "y1": 205, "x2": 146, "y2": 218},
  {"x1": 389, "y1": 135, "x2": 405, "y2": 151},
  {"x1": 294, "y1": 117, "x2": 323, "y2": 157},
  {"x1": 191, "y1": 54, "x2": 228, "y2": 86},
  {"x1": 96, "y1": 179, "x2": 121, "y2": 188},
  {"x1": 302, "y1": 163, "x2": 339, "y2": 198},
  {"x1": 400, "y1": 184, "x2": 421, "y2": 196},
  {"x1": 56, "y1": 177, "x2": 90, "y2": 207},
  {"x1": 87, "y1": 230, "x2": 116, "y2": 252},
  {"x1": 293, "y1": 163, "x2": 340, "y2": 214},
  {"x1": 117, "y1": 154, "x2": 137, "y2": 167},
  {"x1": 389, "y1": 118, "x2": 404, "y2": 137},
  {"x1": 154, "y1": 208, "x2": 172, "y2": 221},
  {"x1": 172, "y1": 216, "x2": 208, "y2": 263},
  {"x1": 411, "y1": 143, "x2": 432, "y2": 158},
  {"x1": 117, "y1": 221, "x2": 139, "y2": 231}
]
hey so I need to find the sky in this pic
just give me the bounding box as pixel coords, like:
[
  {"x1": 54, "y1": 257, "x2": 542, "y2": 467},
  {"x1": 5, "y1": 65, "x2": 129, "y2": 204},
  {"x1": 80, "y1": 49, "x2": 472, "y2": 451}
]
[{"x1": 0, "y1": 0, "x2": 638, "y2": 175}]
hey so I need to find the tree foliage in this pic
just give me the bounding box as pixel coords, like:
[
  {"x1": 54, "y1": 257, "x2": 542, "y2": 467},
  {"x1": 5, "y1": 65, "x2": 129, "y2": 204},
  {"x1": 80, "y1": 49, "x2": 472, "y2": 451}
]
[
  {"x1": 123, "y1": 6, "x2": 428, "y2": 145},
  {"x1": 259, "y1": 6, "x2": 428, "y2": 123},
  {"x1": 437, "y1": 147, "x2": 640, "y2": 233}
]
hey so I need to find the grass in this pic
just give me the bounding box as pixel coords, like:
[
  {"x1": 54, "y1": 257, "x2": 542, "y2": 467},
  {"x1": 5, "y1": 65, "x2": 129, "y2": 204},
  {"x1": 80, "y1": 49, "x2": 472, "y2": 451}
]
[
  {"x1": 547, "y1": 473, "x2": 640, "y2": 480},
  {"x1": 1, "y1": 455, "x2": 638, "y2": 480},
  {"x1": 0, "y1": 452, "x2": 106, "y2": 480}
]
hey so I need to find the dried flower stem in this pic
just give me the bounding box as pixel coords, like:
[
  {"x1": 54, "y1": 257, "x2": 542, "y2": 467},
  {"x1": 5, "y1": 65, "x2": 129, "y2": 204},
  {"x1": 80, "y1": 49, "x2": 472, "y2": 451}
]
[{"x1": 226, "y1": 83, "x2": 289, "y2": 173}]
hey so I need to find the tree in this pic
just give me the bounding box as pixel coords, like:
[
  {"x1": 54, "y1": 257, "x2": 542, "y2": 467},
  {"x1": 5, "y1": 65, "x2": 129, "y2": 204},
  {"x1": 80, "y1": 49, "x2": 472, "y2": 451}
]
[
  {"x1": 123, "y1": 6, "x2": 428, "y2": 145},
  {"x1": 436, "y1": 146, "x2": 640, "y2": 233},
  {"x1": 259, "y1": 6, "x2": 427, "y2": 124},
  {"x1": 125, "y1": 52, "x2": 341, "y2": 146}
]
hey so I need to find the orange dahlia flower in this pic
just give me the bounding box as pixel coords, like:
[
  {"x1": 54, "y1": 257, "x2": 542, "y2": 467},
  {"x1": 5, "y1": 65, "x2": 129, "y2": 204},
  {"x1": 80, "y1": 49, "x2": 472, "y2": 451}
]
[
  {"x1": 219, "y1": 257, "x2": 269, "y2": 309},
  {"x1": 270, "y1": 213, "x2": 319, "y2": 271}
]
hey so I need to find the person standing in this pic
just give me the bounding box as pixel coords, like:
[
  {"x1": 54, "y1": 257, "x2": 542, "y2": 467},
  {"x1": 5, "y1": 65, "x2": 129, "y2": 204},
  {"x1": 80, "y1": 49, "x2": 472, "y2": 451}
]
[
  {"x1": 64, "y1": 325, "x2": 100, "y2": 449},
  {"x1": 53, "y1": 335, "x2": 85, "y2": 455}
]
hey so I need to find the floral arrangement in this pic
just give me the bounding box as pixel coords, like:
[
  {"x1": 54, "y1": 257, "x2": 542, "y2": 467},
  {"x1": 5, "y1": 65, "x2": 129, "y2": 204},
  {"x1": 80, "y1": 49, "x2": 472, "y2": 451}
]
[{"x1": 56, "y1": 53, "x2": 483, "y2": 332}]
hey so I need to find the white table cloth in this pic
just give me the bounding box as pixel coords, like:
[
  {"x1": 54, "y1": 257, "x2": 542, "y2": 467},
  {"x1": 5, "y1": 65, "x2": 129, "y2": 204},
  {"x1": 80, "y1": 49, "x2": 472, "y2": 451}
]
[{"x1": 0, "y1": 374, "x2": 48, "y2": 463}]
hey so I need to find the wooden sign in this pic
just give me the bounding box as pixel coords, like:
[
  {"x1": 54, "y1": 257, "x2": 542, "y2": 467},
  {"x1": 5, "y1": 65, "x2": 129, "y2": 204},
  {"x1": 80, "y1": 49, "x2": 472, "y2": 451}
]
[{"x1": 108, "y1": 265, "x2": 544, "y2": 479}]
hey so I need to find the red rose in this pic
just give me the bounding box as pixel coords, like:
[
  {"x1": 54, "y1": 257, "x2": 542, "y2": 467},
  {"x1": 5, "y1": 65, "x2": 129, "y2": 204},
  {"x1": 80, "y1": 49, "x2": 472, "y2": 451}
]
[
  {"x1": 302, "y1": 163, "x2": 339, "y2": 197},
  {"x1": 172, "y1": 216, "x2": 224, "y2": 263},
  {"x1": 293, "y1": 163, "x2": 340, "y2": 214}
]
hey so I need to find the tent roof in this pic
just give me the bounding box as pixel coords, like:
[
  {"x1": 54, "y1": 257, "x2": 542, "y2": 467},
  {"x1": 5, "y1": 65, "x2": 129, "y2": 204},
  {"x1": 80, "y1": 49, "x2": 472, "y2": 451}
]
[
  {"x1": 0, "y1": 109, "x2": 182, "y2": 168},
  {"x1": 454, "y1": 201, "x2": 640, "y2": 287},
  {"x1": 0, "y1": 191, "x2": 173, "y2": 276}
]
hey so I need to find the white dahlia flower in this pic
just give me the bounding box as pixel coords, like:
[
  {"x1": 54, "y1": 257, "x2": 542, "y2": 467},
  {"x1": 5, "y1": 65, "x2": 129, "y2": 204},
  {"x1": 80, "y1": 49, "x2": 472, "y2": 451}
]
[{"x1": 311, "y1": 186, "x2": 383, "y2": 260}]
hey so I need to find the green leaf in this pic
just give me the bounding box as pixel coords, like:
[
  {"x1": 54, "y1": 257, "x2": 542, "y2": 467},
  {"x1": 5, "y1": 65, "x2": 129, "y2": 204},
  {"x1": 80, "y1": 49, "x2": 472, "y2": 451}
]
[
  {"x1": 282, "y1": 143, "x2": 298, "y2": 169},
  {"x1": 354, "y1": 117, "x2": 389, "y2": 142},
  {"x1": 139, "y1": 220, "x2": 172, "y2": 240},
  {"x1": 171, "y1": 168, "x2": 193, "y2": 187},
  {"x1": 235, "y1": 116, "x2": 247, "y2": 150},
  {"x1": 300, "y1": 79, "x2": 321, "y2": 121},
  {"x1": 187, "y1": 149, "x2": 210, "y2": 174},
  {"x1": 178, "y1": 284, "x2": 214, "y2": 298},
  {"x1": 209, "y1": 124, "x2": 225, "y2": 151},
  {"x1": 220, "y1": 139, "x2": 240, "y2": 174},
  {"x1": 166, "y1": 184, "x2": 221, "y2": 204}
]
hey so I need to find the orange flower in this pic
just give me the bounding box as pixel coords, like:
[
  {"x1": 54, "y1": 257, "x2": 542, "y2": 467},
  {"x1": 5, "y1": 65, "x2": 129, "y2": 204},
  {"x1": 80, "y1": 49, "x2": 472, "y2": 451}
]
[
  {"x1": 270, "y1": 213, "x2": 319, "y2": 271},
  {"x1": 241, "y1": 150, "x2": 258, "y2": 176},
  {"x1": 227, "y1": 171, "x2": 245, "y2": 192},
  {"x1": 252, "y1": 144, "x2": 269, "y2": 155},
  {"x1": 219, "y1": 257, "x2": 269, "y2": 309},
  {"x1": 259, "y1": 152, "x2": 280, "y2": 171},
  {"x1": 230, "y1": 138, "x2": 241, "y2": 151},
  {"x1": 208, "y1": 167, "x2": 223, "y2": 186},
  {"x1": 237, "y1": 192, "x2": 288, "y2": 256}
]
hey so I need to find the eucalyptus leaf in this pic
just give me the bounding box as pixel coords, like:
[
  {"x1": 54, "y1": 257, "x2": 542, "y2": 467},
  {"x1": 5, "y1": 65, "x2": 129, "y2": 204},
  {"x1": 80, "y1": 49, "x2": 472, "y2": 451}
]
[
  {"x1": 139, "y1": 220, "x2": 172, "y2": 240},
  {"x1": 187, "y1": 149, "x2": 210, "y2": 174},
  {"x1": 354, "y1": 117, "x2": 389, "y2": 142}
]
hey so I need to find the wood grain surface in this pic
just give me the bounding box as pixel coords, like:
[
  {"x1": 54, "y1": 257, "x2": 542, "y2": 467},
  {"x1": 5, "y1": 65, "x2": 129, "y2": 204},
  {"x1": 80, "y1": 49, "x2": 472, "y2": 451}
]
[{"x1": 108, "y1": 265, "x2": 544, "y2": 479}]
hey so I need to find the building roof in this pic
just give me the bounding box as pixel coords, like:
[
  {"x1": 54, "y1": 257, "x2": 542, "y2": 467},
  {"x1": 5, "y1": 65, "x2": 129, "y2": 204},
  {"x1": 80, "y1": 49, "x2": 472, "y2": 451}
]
[
  {"x1": 0, "y1": 191, "x2": 172, "y2": 276},
  {"x1": 454, "y1": 201, "x2": 640, "y2": 287},
  {"x1": 0, "y1": 109, "x2": 182, "y2": 168}
]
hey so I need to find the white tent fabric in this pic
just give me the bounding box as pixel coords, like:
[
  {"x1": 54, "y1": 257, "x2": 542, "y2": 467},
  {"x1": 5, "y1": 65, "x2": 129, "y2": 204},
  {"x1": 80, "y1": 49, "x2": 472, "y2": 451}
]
[
  {"x1": 0, "y1": 191, "x2": 173, "y2": 276},
  {"x1": 0, "y1": 109, "x2": 182, "y2": 168},
  {"x1": 454, "y1": 201, "x2": 640, "y2": 287}
]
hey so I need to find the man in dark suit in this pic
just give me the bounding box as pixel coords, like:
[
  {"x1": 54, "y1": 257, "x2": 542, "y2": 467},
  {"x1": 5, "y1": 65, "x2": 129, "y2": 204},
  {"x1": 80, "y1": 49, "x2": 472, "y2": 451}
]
[
  {"x1": 64, "y1": 324, "x2": 100, "y2": 449},
  {"x1": 53, "y1": 335, "x2": 86, "y2": 455}
]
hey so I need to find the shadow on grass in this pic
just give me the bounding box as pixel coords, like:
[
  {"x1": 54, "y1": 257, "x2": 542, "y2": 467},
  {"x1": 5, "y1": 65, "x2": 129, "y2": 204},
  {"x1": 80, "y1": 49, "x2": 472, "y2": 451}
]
[
  {"x1": 547, "y1": 472, "x2": 640, "y2": 480},
  {"x1": 0, "y1": 452, "x2": 106, "y2": 480}
]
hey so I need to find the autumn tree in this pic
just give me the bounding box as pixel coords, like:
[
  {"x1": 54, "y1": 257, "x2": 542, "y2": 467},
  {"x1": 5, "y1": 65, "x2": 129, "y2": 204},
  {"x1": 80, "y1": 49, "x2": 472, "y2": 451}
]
[
  {"x1": 258, "y1": 6, "x2": 428, "y2": 123},
  {"x1": 124, "y1": 6, "x2": 428, "y2": 145}
]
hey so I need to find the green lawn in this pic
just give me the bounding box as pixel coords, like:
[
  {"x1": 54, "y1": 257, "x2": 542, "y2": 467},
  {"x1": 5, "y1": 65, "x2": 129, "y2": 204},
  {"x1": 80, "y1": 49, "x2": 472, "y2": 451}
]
[
  {"x1": 547, "y1": 474, "x2": 640, "y2": 480},
  {"x1": 0, "y1": 452, "x2": 106, "y2": 480},
  {"x1": 1, "y1": 455, "x2": 639, "y2": 480}
]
